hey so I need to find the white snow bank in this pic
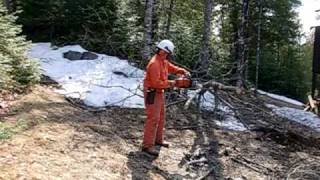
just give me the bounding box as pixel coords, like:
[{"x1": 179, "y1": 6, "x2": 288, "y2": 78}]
[
  {"x1": 188, "y1": 91, "x2": 247, "y2": 131},
  {"x1": 29, "y1": 43, "x2": 144, "y2": 108},
  {"x1": 257, "y1": 89, "x2": 304, "y2": 107},
  {"x1": 266, "y1": 104, "x2": 320, "y2": 132}
]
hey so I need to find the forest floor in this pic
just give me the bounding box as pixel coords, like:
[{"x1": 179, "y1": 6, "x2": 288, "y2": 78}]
[{"x1": 0, "y1": 85, "x2": 320, "y2": 180}]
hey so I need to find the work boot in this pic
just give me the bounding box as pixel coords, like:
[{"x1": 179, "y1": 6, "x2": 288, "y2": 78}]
[
  {"x1": 156, "y1": 142, "x2": 170, "y2": 148},
  {"x1": 142, "y1": 147, "x2": 159, "y2": 156}
]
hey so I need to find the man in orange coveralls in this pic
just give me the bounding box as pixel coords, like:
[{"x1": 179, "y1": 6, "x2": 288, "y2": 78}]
[{"x1": 142, "y1": 40, "x2": 189, "y2": 156}]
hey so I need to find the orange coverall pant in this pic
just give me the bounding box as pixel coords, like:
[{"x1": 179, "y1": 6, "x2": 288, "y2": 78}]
[
  {"x1": 142, "y1": 54, "x2": 186, "y2": 148},
  {"x1": 142, "y1": 90, "x2": 165, "y2": 148}
]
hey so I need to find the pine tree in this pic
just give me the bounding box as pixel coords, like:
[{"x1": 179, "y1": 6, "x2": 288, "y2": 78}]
[{"x1": 0, "y1": 2, "x2": 39, "y2": 90}]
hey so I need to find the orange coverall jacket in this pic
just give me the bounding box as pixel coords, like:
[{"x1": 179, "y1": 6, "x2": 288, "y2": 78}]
[
  {"x1": 143, "y1": 55, "x2": 186, "y2": 90},
  {"x1": 142, "y1": 54, "x2": 186, "y2": 148}
]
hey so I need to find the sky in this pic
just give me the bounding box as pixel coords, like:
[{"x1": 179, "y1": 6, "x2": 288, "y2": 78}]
[{"x1": 298, "y1": 0, "x2": 320, "y2": 35}]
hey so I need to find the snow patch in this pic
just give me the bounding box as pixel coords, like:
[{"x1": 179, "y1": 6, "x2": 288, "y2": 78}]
[
  {"x1": 215, "y1": 117, "x2": 247, "y2": 132},
  {"x1": 266, "y1": 104, "x2": 320, "y2": 132},
  {"x1": 29, "y1": 43, "x2": 144, "y2": 108},
  {"x1": 257, "y1": 90, "x2": 304, "y2": 107}
]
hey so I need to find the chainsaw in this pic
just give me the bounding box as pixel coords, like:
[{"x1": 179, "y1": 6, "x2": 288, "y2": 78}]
[{"x1": 174, "y1": 74, "x2": 199, "y2": 89}]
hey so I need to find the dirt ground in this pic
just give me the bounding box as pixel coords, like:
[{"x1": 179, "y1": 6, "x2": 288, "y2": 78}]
[{"x1": 0, "y1": 85, "x2": 319, "y2": 180}]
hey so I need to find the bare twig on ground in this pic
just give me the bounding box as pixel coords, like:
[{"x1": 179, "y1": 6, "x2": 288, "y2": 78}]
[
  {"x1": 166, "y1": 99, "x2": 187, "y2": 108},
  {"x1": 167, "y1": 125, "x2": 198, "y2": 130},
  {"x1": 93, "y1": 84, "x2": 143, "y2": 98},
  {"x1": 231, "y1": 157, "x2": 268, "y2": 175},
  {"x1": 187, "y1": 158, "x2": 208, "y2": 166},
  {"x1": 196, "y1": 167, "x2": 215, "y2": 180}
]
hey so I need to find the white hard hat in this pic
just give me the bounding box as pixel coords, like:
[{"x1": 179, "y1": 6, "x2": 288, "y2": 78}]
[{"x1": 157, "y1": 40, "x2": 174, "y2": 54}]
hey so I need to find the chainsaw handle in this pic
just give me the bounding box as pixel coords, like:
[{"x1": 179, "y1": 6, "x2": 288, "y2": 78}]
[
  {"x1": 177, "y1": 72, "x2": 191, "y2": 79},
  {"x1": 185, "y1": 71, "x2": 191, "y2": 78}
]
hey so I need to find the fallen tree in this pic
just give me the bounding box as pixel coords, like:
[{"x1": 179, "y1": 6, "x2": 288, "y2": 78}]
[
  {"x1": 180, "y1": 80, "x2": 320, "y2": 148},
  {"x1": 184, "y1": 80, "x2": 243, "y2": 110}
]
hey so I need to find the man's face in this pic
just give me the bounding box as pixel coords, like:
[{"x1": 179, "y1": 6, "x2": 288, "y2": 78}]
[{"x1": 158, "y1": 49, "x2": 170, "y2": 59}]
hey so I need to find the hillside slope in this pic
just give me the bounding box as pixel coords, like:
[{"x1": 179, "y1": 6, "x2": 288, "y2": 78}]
[{"x1": 0, "y1": 85, "x2": 319, "y2": 180}]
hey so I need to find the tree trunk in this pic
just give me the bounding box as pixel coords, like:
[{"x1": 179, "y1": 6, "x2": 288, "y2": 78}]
[
  {"x1": 197, "y1": 0, "x2": 213, "y2": 75},
  {"x1": 255, "y1": 0, "x2": 262, "y2": 92},
  {"x1": 165, "y1": 0, "x2": 175, "y2": 37},
  {"x1": 142, "y1": 0, "x2": 155, "y2": 61},
  {"x1": 236, "y1": 0, "x2": 250, "y2": 88},
  {"x1": 229, "y1": 0, "x2": 239, "y2": 84},
  {"x1": 152, "y1": 0, "x2": 159, "y2": 41}
]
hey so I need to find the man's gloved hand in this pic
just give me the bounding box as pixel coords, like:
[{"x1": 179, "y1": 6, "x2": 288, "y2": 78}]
[
  {"x1": 184, "y1": 70, "x2": 191, "y2": 77},
  {"x1": 168, "y1": 80, "x2": 176, "y2": 88}
]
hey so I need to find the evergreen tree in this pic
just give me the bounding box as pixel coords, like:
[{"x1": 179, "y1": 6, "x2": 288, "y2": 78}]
[
  {"x1": 0, "y1": 2, "x2": 39, "y2": 90},
  {"x1": 247, "y1": 0, "x2": 306, "y2": 99}
]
